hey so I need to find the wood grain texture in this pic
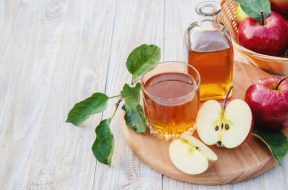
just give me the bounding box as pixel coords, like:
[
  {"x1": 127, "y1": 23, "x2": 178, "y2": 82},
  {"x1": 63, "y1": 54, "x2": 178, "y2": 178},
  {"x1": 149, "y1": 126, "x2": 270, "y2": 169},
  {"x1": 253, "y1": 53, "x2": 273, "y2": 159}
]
[
  {"x1": 0, "y1": 0, "x2": 287, "y2": 189},
  {"x1": 92, "y1": 0, "x2": 164, "y2": 189},
  {"x1": 0, "y1": 0, "x2": 116, "y2": 189}
]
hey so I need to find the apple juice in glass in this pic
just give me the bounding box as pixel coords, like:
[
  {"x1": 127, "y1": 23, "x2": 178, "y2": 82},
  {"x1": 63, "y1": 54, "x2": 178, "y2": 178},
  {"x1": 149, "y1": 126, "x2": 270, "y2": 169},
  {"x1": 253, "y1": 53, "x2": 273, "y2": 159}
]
[
  {"x1": 186, "y1": 0, "x2": 234, "y2": 101},
  {"x1": 141, "y1": 61, "x2": 200, "y2": 140}
]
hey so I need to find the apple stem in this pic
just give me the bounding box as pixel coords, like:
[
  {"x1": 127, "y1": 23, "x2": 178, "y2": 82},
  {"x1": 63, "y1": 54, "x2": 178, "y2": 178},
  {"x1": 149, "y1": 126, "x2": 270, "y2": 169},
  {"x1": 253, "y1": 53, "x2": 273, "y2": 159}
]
[
  {"x1": 223, "y1": 86, "x2": 233, "y2": 110},
  {"x1": 276, "y1": 75, "x2": 288, "y2": 90},
  {"x1": 260, "y1": 11, "x2": 265, "y2": 25}
]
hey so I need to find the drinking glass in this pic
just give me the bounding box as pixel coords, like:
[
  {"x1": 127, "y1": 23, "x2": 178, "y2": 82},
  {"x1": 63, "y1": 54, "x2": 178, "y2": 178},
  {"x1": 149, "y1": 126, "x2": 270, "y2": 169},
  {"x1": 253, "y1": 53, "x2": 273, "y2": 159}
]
[{"x1": 141, "y1": 61, "x2": 200, "y2": 140}]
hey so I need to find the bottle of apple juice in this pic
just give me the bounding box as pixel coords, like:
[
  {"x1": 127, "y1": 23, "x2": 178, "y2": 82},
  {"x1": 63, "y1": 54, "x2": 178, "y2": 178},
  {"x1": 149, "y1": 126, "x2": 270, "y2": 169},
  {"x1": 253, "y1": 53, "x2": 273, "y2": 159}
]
[{"x1": 186, "y1": 0, "x2": 234, "y2": 101}]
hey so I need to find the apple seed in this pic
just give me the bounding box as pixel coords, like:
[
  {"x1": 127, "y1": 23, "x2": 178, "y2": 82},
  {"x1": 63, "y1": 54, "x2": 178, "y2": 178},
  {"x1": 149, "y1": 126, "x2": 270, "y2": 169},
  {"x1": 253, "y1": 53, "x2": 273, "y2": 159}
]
[
  {"x1": 225, "y1": 123, "x2": 230, "y2": 130},
  {"x1": 215, "y1": 125, "x2": 219, "y2": 131},
  {"x1": 216, "y1": 141, "x2": 222, "y2": 147}
]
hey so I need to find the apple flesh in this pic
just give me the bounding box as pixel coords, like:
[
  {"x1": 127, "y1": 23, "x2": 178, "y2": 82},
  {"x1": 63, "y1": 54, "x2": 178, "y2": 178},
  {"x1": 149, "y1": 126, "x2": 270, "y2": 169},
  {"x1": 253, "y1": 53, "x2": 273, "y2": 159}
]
[
  {"x1": 270, "y1": 0, "x2": 288, "y2": 16},
  {"x1": 245, "y1": 76, "x2": 288, "y2": 131},
  {"x1": 238, "y1": 11, "x2": 288, "y2": 56},
  {"x1": 169, "y1": 134, "x2": 217, "y2": 175},
  {"x1": 196, "y1": 99, "x2": 253, "y2": 148}
]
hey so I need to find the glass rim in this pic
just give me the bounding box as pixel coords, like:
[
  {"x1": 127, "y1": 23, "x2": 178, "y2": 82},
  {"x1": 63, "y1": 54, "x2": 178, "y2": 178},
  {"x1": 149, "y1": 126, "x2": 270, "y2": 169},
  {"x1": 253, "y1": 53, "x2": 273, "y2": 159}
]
[
  {"x1": 195, "y1": 0, "x2": 221, "y2": 17},
  {"x1": 141, "y1": 61, "x2": 201, "y2": 102}
]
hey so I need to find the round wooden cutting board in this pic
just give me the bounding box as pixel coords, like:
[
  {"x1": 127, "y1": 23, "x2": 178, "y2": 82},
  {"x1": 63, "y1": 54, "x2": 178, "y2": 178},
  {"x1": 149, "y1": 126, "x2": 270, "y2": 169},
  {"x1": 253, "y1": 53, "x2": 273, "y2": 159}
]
[{"x1": 121, "y1": 62, "x2": 277, "y2": 185}]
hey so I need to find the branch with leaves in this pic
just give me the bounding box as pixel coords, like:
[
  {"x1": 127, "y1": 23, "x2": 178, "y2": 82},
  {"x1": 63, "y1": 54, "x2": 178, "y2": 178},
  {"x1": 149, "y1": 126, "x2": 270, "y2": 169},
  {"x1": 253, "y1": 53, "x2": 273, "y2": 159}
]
[{"x1": 66, "y1": 44, "x2": 160, "y2": 165}]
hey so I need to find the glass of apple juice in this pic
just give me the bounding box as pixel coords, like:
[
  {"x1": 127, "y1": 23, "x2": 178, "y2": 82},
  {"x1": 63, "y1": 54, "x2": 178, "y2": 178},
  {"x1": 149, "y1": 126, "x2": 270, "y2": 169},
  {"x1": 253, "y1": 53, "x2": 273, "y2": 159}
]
[{"x1": 141, "y1": 61, "x2": 200, "y2": 140}]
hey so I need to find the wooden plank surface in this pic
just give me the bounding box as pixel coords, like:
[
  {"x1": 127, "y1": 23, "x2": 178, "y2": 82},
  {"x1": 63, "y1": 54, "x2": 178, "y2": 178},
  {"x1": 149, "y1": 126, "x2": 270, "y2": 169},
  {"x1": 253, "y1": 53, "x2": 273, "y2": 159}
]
[
  {"x1": 92, "y1": 0, "x2": 164, "y2": 189},
  {"x1": 0, "y1": 0, "x2": 116, "y2": 189},
  {"x1": 0, "y1": 0, "x2": 287, "y2": 190}
]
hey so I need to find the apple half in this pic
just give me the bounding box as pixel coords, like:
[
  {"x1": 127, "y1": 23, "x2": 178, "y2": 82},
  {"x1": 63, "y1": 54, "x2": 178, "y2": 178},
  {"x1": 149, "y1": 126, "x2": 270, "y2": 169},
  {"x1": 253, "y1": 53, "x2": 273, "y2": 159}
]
[
  {"x1": 169, "y1": 134, "x2": 217, "y2": 175},
  {"x1": 196, "y1": 99, "x2": 253, "y2": 148}
]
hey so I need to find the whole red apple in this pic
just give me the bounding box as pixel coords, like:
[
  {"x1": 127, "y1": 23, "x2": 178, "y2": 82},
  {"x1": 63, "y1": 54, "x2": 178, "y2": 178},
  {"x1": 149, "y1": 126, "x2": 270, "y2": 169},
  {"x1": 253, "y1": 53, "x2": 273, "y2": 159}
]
[
  {"x1": 245, "y1": 76, "x2": 288, "y2": 131},
  {"x1": 270, "y1": 0, "x2": 288, "y2": 16},
  {"x1": 238, "y1": 11, "x2": 288, "y2": 56}
]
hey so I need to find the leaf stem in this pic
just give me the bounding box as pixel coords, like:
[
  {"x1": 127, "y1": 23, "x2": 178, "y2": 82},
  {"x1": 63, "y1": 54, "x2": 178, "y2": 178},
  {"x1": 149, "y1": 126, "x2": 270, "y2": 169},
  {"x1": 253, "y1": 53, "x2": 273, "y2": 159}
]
[
  {"x1": 109, "y1": 94, "x2": 121, "y2": 99},
  {"x1": 276, "y1": 75, "x2": 288, "y2": 90},
  {"x1": 260, "y1": 11, "x2": 265, "y2": 25},
  {"x1": 224, "y1": 86, "x2": 233, "y2": 110},
  {"x1": 111, "y1": 98, "x2": 123, "y2": 119}
]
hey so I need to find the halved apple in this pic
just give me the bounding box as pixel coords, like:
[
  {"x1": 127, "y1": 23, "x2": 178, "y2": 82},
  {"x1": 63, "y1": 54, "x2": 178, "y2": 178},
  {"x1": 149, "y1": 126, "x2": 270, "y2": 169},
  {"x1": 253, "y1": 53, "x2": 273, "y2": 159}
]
[
  {"x1": 169, "y1": 134, "x2": 217, "y2": 175},
  {"x1": 196, "y1": 99, "x2": 253, "y2": 148}
]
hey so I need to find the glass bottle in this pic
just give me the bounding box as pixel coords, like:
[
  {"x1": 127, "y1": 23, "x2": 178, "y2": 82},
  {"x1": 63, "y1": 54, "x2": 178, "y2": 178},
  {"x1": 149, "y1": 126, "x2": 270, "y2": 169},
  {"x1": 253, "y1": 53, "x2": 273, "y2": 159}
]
[{"x1": 186, "y1": 0, "x2": 234, "y2": 101}]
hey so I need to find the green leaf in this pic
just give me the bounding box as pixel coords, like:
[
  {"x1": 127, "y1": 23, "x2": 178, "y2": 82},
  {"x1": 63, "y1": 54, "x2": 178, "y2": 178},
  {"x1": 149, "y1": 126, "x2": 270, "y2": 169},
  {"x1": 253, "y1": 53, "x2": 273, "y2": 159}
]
[
  {"x1": 66, "y1": 93, "x2": 108, "y2": 126},
  {"x1": 122, "y1": 104, "x2": 146, "y2": 133},
  {"x1": 126, "y1": 44, "x2": 160, "y2": 81},
  {"x1": 235, "y1": 0, "x2": 271, "y2": 21},
  {"x1": 121, "y1": 83, "x2": 141, "y2": 109},
  {"x1": 92, "y1": 119, "x2": 114, "y2": 165},
  {"x1": 253, "y1": 128, "x2": 288, "y2": 164}
]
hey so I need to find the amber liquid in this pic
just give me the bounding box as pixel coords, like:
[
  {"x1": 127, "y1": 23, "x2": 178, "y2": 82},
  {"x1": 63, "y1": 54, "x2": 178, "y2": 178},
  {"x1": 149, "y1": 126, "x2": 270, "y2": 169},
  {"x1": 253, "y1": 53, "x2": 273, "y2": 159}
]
[
  {"x1": 188, "y1": 31, "x2": 234, "y2": 100},
  {"x1": 143, "y1": 72, "x2": 200, "y2": 140}
]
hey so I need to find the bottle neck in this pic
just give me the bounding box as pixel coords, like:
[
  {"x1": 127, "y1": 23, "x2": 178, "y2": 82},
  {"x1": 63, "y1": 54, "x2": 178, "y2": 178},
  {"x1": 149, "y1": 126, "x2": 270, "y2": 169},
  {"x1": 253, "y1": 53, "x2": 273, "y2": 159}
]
[
  {"x1": 198, "y1": 15, "x2": 217, "y2": 23},
  {"x1": 195, "y1": 0, "x2": 221, "y2": 23}
]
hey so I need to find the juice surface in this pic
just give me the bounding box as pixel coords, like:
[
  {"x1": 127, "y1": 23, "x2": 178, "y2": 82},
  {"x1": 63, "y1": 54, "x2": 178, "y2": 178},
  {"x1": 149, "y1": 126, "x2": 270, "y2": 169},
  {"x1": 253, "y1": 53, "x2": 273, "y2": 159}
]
[{"x1": 143, "y1": 72, "x2": 199, "y2": 140}]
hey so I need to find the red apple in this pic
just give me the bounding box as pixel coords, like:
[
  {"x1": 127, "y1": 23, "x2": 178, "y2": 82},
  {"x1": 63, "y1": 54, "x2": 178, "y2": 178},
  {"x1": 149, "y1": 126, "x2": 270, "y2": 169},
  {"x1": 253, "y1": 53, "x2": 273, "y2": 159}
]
[
  {"x1": 270, "y1": 0, "x2": 288, "y2": 16},
  {"x1": 238, "y1": 11, "x2": 288, "y2": 56},
  {"x1": 245, "y1": 76, "x2": 288, "y2": 131}
]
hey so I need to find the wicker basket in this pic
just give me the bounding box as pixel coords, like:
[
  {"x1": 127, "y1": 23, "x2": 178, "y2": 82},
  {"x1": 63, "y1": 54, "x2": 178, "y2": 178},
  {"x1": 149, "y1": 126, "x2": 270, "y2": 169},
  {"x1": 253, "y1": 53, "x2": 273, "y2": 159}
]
[{"x1": 219, "y1": 0, "x2": 288, "y2": 75}]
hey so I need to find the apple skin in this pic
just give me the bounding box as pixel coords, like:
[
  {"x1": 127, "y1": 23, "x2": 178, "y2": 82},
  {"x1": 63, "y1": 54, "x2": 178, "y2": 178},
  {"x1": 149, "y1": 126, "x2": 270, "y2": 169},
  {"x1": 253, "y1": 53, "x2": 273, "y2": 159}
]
[
  {"x1": 270, "y1": 0, "x2": 288, "y2": 16},
  {"x1": 245, "y1": 77, "x2": 288, "y2": 131},
  {"x1": 238, "y1": 11, "x2": 288, "y2": 56}
]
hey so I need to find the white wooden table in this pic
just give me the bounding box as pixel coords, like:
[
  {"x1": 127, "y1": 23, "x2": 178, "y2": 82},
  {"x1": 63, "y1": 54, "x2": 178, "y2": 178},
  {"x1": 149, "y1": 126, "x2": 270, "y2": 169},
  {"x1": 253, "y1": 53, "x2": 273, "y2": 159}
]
[{"x1": 0, "y1": 0, "x2": 287, "y2": 189}]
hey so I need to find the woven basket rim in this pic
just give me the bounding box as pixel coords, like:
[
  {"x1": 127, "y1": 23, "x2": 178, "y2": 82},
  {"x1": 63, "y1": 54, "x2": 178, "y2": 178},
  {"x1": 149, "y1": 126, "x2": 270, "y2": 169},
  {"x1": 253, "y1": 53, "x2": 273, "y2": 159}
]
[{"x1": 233, "y1": 41, "x2": 288, "y2": 60}]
